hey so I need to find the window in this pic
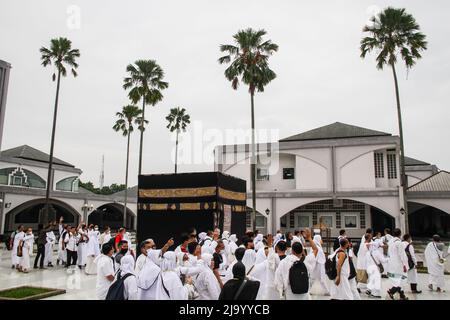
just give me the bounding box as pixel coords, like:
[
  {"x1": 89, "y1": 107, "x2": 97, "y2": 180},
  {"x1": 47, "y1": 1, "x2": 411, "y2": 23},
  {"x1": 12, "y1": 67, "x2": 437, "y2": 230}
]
[
  {"x1": 283, "y1": 168, "x2": 295, "y2": 180},
  {"x1": 374, "y1": 152, "x2": 384, "y2": 178},
  {"x1": 56, "y1": 176, "x2": 79, "y2": 192},
  {"x1": 256, "y1": 168, "x2": 269, "y2": 181},
  {"x1": 256, "y1": 215, "x2": 266, "y2": 228},
  {"x1": 13, "y1": 176, "x2": 23, "y2": 185},
  {"x1": 318, "y1": 214, "x2": 333, "y2": 228},
  {"x1": 343, "y1": 215, "x2": 358, "y2": 229},
  {"x1": 297, "y1": 215, "x2": 310, "y2": 228},
  {"x1": 387, "y1": 153, "x2": 397, "y2": 179},
  {"x1": 280, "y1": 215, "x2": 287, "y2": 228}
]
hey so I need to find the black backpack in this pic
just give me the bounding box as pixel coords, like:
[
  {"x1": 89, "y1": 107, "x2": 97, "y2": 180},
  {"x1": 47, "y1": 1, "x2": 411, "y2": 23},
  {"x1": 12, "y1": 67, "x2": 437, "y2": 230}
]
[
  {"x1": 325, "y1": 250, "x2": 346, "y2": 280},
  {"x1": 105, "y1": 273, "x2": 134, "y2": 300},
  {"x1": 288, "y1": 257, "x2": 309, "y2": 294}
]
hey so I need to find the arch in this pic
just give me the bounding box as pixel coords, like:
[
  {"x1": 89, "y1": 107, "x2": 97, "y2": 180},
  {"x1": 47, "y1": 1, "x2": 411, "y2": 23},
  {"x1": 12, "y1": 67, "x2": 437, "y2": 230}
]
[
  {"x1": 0, "y1": 167, "x2": 46, "y2": 188},
  {"x1": 340, "y1": 150, "x2": 373, "y2": 169},
  {"x1": 408, "y1": 201, "x2": 450, "y2": 238},
  {"x1": 4, "y1": 198, "x2": 81, "y2": 233},
  {"x1": 278, "y1": 198, "x2": 395, "y2": 238},
  {"x1": 56, "y1": 176, "x2": 79, "y2": 192},
  {"x1": 88, "y1": 203, "x2": 136, "y2": 231}
]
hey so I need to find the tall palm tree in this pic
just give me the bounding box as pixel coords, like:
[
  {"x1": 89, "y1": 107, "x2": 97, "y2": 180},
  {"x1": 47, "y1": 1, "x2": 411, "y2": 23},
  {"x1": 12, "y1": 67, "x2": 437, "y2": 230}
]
[
  {"x1": 361, "y1": 7, "x2": 427, "y2": 233},
  {"x1": 113, "y1": 105, "x2": 145, "y2": 228},
  {"x1": 123, "y1": 60, "x2": 169, "y2": 175},
  {"x1": 218, "y1": 28, "x2": 278, "y2": 230},
  {"x1": 40, "y1": 37, "x2": 80, "y2": 223},
  {"x1": 166, "y1": 107, "x2": 191, "y2": 174}
]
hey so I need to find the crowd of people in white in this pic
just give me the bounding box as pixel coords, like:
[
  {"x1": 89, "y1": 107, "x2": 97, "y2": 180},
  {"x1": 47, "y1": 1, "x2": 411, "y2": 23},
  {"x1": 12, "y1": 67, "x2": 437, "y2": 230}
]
[{"x1": 7, "y1": 218, "x2": 449, "y2": 300}]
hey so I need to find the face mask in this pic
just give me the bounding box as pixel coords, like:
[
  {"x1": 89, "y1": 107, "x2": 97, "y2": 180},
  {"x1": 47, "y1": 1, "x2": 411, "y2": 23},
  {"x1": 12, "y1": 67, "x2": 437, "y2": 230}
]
[
  {"x1": 95, "y1": 228, "x2": 98, "y2": 231},
  {"x1": 146, "y1": 248, "x2": 153, "y2": 256}
]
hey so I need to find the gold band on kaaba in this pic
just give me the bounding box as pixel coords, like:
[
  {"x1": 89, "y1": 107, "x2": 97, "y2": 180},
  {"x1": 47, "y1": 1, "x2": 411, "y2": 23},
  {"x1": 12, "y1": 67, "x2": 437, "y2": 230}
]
[
  {"x1": 218, "y1": 187, "x2": 246, "y2": 201},
  {"x1": 139, "y1": 186, "x2": 217, "y2": 198},
  {"x1": 138, "y1": 202, "x2": 217, "y2": 211}
]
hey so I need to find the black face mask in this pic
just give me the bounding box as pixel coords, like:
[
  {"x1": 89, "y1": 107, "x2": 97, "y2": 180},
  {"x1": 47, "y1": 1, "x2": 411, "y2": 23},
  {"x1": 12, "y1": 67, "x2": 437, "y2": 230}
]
[{"x1": 120, "y1": 248, "x2": 128, "y2": 255}]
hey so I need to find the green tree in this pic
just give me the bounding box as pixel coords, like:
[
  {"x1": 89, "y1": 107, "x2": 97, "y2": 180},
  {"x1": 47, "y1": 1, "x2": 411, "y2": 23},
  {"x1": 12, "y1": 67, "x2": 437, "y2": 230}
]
[
  {"x1": 218, "y1": 28, "x2": 278, "y2": 230},
  {"x1": 361, "y1": 7, "x2": 427, "y2": 233},
  {"x1": 166, "y1": 107, "x2": 191, "y2": 174},
  {"x1": 40, "y1": 37, "x2": 80, "y2": 223},
  {"x1": 113, "y1": 105, "x2": 145, "y2": 226},
  {"x1": 123, "y1": 60, "x2": 169, "y2": 175}
]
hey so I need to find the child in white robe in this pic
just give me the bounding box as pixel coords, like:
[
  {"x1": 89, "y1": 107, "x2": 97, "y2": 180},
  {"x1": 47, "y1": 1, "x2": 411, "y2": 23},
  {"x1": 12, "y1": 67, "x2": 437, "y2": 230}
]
[
  {"x1": 44, "y1": 231, "x2": 56, "y2": 267},
  {"x1": 19, "y1": 228, "x2": 34, "y2": 273}
]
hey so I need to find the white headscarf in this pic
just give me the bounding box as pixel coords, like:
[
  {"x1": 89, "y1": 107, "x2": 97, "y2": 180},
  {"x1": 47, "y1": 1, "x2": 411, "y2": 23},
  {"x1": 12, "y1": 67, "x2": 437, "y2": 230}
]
[
  {"x1": 242, "y1": 249, "x2": 256, "y2": 271},
  {"x1": 161, "y1": 251, "x2": 177, "y2": 272},
  {"x1": 255, "y1": 246, "x2": 268, "y2": 264},
  {"x1": 148, "y1": 249, "x2": 161, "y2": 265},
  {"x1": 176, "y1": 252, "x2": 187, "y2": 266},
  {"x1": 229, "y1": 234, "x2": 237, "y2": 243},
  {"x1": 201, "y1": 253, "x2": 213, "y2": 269},
  {"x1": 138, "y1": 249, "x2": 161, "y2": 290},
  {"x1": 313, "y1": 235, "x2": 322, "y2": 247},
  {"x1": 120, "y1": 254, "x2": 135, "y2": 277},
  {"x1": 198, "y1": 232, "x2": 207, "y2": 241},
  {"x1": 313, "y1": 234, "x2": 326, "y2": 265},
  {"x1": 254, "y1": 234, "x2": 263, "y2": 245},
  {"x1": 222, "y1": 231, "x2": 230, "y2": 240}
]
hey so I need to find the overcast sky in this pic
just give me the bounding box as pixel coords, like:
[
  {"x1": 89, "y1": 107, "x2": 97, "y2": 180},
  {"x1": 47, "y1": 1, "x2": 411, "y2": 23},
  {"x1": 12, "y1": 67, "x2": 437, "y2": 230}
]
[{"x1": 1, "y1": 0, "x2": 449, "y2": 187}]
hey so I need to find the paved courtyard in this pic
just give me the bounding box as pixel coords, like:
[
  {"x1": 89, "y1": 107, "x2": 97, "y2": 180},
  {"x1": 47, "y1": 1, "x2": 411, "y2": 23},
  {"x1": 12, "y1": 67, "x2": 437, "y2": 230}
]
[{"x1": 1, "y1": 249, "x2": 449, "y2": 300}]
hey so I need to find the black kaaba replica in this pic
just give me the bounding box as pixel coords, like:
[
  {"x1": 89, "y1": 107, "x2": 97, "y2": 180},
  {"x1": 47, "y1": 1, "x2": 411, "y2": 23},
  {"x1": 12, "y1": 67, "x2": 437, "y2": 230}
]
[{"x1": 137, "y1": 172, "x2": 247, "y2": 246}]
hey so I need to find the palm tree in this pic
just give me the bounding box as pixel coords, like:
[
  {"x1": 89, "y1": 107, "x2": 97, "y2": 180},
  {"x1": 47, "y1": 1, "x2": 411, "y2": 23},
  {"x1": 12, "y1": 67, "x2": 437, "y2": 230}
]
[
  {"x1": 361, "y1": 7, "x2": 427, "y2": 233},
  {"x1": 166, "y1": 107, "x2": 191, "y2": 173},
  {"x1": 40, "y1": 37, "x2": 80, "y2": 223},
  {"x1": 218, "y1": 28, "x2": 278, "y2": 230},
  {"x1": 123, "y1": 60, "x2": 169, "y2": 175},
  {"x1": 113, "y1": 105, "x2": 145, "y2": 228}
]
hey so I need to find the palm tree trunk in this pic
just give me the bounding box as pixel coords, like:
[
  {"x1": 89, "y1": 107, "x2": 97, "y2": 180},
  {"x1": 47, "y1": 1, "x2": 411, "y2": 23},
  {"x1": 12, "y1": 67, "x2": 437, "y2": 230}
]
[
  {"x1": 124, "y1": 129, "x2": 131, "y2": 228},
  {"x1": 391, "y1": 62, "x2": 409, "y2": 233},
  {"x1": 175, "y1": 129, "x2": 179, "y2": 174},
  {"x1": 250, "y1": 91, "x2": 257, "y2": 231},
  {"x1": 44, "y1": 69, "x2": 61, "y2": 224},
  {"x1": 138, "y1": 97, "x2": 146, "y2": 175}
]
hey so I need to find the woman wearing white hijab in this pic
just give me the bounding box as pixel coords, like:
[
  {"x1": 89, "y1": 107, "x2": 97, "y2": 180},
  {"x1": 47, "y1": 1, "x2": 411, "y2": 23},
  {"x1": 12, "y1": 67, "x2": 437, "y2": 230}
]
[
  {"x1": 254, "y1": 234, "x2": 265, "y2": 252},
  {"x1": 195, "y1": 253, "x2": 221, "y2": 300},
  {"x1": 248, "y1": 245, "x2": 270, "y2": 300},
  {"x1": 138, "y1": 249, "x2": 161, "y2": 300},
  {"x1": 228, "y1": 234, "x2": 238, "y2": 264},
  {"x1": 85, "y1": 227, "x2": 100, "y2": 275},
  {"x1": 155, "y1": 251, "x2": 188, "y2": 300},
  {"x1": 119, "y1": 255, "x2": 138, "y2": 300},
  {"x1": 309, "y1": 234, "x2": 330, "y2": 295}
]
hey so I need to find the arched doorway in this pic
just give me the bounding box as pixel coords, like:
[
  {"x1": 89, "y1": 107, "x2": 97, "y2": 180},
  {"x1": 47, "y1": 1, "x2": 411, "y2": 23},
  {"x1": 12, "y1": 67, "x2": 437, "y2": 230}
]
[
  {"x1": 279, "y1": 199, "x2": 395, "y2": 239},
  {"x1": 4, "y1": 198, "x2": 80, "y2": 233},
  {"x1": 88, "y1": 203, "x2": 135, "y2": 231},
  {"x1": 409, "y1": 202, "x2": 450, "y2": 238}
]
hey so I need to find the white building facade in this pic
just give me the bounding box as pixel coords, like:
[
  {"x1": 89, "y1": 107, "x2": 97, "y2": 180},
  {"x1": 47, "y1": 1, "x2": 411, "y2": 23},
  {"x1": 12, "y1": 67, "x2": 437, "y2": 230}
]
[
  {"x1": 0, "y1": 145, "x2": 137, "y2": 235},
  {"x1": 215, "y1": 122, "x2": 450, "y2": 238}
]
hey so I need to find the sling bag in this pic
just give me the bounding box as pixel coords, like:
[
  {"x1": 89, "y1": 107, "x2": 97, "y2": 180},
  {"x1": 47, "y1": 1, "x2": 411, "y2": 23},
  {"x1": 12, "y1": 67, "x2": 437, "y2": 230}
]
[
  {"x1": 370, "y1": 251, "x2": 384, "y2": 274},
  {"x1": 233, "y1": 279, "x2": 247, "y2": 300}
]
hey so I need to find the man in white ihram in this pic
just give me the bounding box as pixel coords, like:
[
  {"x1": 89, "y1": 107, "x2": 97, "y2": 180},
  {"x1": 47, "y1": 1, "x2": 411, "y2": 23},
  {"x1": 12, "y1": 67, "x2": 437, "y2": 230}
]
[{"x1": 274, "y1": 229, "x2": 318, "y2": 300}]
